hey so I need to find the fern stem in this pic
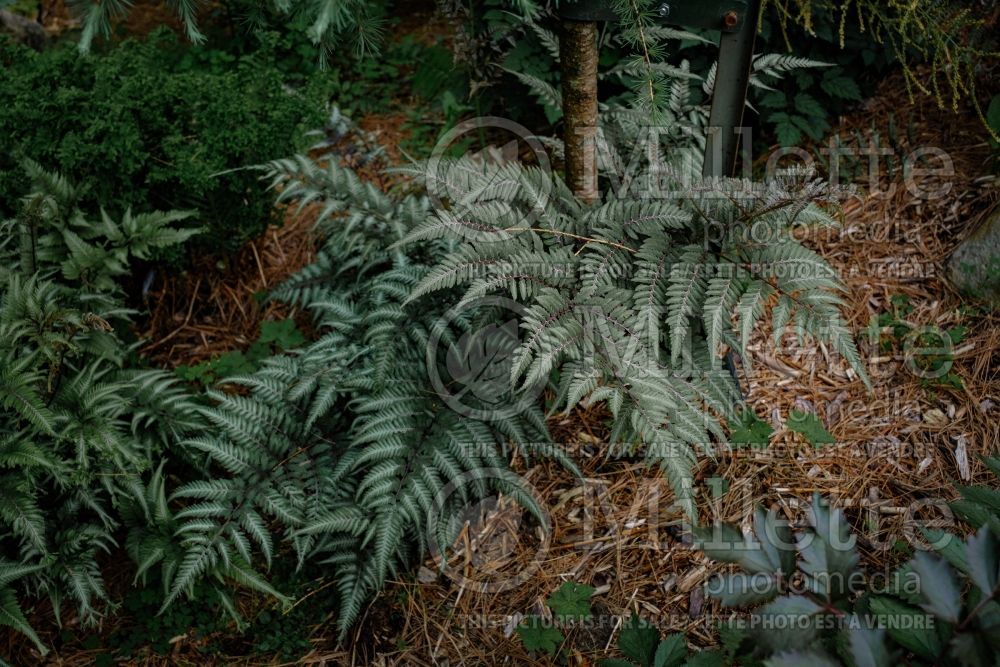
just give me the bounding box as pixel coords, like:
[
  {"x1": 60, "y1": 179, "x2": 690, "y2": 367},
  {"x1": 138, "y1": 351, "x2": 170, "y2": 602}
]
[{"x1": 504, "y1": 227, "x2": 637, "y2": 252}]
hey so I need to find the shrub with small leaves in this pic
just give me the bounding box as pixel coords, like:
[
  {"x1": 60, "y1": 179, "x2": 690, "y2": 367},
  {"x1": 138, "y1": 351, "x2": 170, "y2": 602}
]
[{"x1": 0, "y1": 31, "x2": 328, "y2": 261}]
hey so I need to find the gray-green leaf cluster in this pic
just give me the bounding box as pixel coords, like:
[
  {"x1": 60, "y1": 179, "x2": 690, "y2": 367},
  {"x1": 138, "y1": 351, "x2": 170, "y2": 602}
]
[
  {"x1": 145, "y1": 152, "x2": 573, "y2": 641},
  {"x1": 412, "y1": 115, "x2": 869, "y2": 521},
  {"x1": 696, "y1": 468, "x2": 1000, "y2": 666}
]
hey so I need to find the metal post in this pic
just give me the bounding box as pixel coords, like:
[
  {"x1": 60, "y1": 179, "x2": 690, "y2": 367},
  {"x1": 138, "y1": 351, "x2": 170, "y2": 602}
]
[
  {"x1": 560, "y1": 0, "x2": 761, "y2": 182},
  {"x1": 558, "y1": 0, "x2": 759, "y2": 393},
  {"x1": 702, "y1": 0, "x2": 761, "y2": 178}
]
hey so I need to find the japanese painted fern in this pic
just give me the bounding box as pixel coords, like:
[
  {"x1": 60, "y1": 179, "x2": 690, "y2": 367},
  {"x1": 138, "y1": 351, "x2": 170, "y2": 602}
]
[
  {"x1": 407, "y1": 140, "x2": 870, "y2": 520},
  {"x1": 0, "y1": 162, "x2": 203, "y2": 653},
  {"x1": 150, "y1": 154, "x2": 570, "y2": 639},
  {"x1": 147, "y1": 121, "x2": 868, "y2": 641}
]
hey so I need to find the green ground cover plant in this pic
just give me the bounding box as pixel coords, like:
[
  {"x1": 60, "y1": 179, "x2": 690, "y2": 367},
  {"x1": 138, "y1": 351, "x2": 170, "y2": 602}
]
[{"x1": 691, "y1": 463, "x2": 1000, "y2": 666}]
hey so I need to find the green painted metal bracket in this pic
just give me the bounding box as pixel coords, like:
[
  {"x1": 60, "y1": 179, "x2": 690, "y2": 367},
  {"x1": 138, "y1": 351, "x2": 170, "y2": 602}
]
[
  {"x1": 702, "y1": 0, "x2": 760, "y2": 177},
  {"x1": 560, "y1": 0, "x2": 750, "y2": 33},
  {"x1": 558, "y1": 0, "x2": 760, "y2": 178}
]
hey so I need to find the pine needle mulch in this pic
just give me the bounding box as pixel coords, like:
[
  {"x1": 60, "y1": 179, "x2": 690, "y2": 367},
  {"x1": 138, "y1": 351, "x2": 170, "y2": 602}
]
[
  {"x1": 138, "y1": 209, "x2": 317, "y2": 368},
  {"x1": 326, "y1": 74, "x2": 1000, "y2": 666}
]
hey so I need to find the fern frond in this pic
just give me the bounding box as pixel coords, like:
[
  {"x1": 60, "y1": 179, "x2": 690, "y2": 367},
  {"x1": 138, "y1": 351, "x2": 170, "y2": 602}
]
[
  {"x1": 504, "y1": 69, "x2": 563, "y2": 114},
  {"x1": 665, "y1": 245, "x2": 709, "y2": 365}
]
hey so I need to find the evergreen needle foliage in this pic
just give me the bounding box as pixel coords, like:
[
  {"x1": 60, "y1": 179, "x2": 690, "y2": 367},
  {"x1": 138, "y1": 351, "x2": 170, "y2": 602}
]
[{"x1": 0, "y1": 32, "x2": 330, "y2": 260}]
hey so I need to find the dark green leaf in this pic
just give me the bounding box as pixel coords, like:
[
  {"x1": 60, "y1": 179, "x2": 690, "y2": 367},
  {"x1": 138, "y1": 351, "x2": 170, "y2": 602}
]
[
  {"x1": 768, "y1": 112, "x2": 802, "y2": 147},
  {"x1": 731, "y1": 410, "x2": 773, "y2": 448},
  {"x1": 653, "y1": 633, "x2": 687, "y2": 667},
  {"x1": 793, "y1": 93, "x2": 826, "y2": 119},
  {"x1": 950, "y1": 499, "x2": 993, "y2": 529},
  {"x1": 517, "y1": 617, "x2": 564, "y2": 656},
  {"x1": 684, "y1": 649, "x2": 726, "y2": 667},
  {"x1": 956, "y1": 484, "x2": 1000, "y2": 513},
  {"x1": 987, "y1": 95, "x2": 1000, "y2": 146},
  {"x1": 0, "y1": 587, "x2": 46, "y2": 655},
  {"x1": 868, "y1": 596, "x2": 939, "y2": 658},
  {"x1": 619, "y1": 614, "x2": 660, "y2": 667},
  {"x1": 547, "y1": 581, "x2": 595, "y2": 620},
  {"x1": 921, "y1": 527, "x2": 969, "y2": 575},
  {"x1": 793, "y1": 71, "x2": 815, "y2": 90},
  {"x1": 791, "y1": 114, "x2": 829, "y2": 141},
  {"x1": 883, "y1": 564, "x2": 921, "y2": 605},
  {"x1": 788, "y1": 410, "x2": 835, "y2": 446},
  {"x1": 946, "y1": 326, "x2": 967, "y2": 345},
  {"x1": 257, "y1": 318, "x2": 306, "y2": 350},
  {"x1": 717, "y1": 621, "x2": 748, "y2": 657},
  {"x1": 820, "y1": 73, "x2": 862, "y2": 101},
  {"x1": 765, "y1": 650, "x2": 840, "y2": 667},
  {"x1": 758, "y1": 91, "x2": 788, "y2": 109},
  {"x1": 980, "y1": 455, "x2": 1000, "y2": 480}
]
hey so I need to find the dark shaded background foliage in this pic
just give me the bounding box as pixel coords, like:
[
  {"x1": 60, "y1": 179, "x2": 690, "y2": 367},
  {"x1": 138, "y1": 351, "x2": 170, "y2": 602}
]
[{"x1": 0, "y1": 29, "x2": 329, "y2": 261}]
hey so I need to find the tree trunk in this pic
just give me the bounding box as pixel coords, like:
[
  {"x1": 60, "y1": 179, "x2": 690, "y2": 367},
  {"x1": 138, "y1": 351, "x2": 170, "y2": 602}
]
[{"x1": 560, "y1": 19, "x2": 599, "y2": 205}]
